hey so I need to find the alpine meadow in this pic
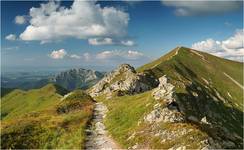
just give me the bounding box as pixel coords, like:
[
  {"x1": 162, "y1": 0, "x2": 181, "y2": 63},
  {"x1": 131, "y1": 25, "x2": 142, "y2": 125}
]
[{"x1": 1, "y1": 0, "x2": 243, "y2": 149}]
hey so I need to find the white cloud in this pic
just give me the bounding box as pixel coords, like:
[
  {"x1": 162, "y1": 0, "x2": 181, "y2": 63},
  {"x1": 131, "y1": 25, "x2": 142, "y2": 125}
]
[
  {"x1": 70, "y1": 54, "x2": 81, "y2": 59},
  {"x1": 222, "y1": 29, "x2": 243, "y2": 50},
  {"x1": 19, "y1": 0, "x2": 129, "y2": 43},
  {"x1": 162, "y1": 0, "x2": 242, "y2": 16},
  {"x1": 127, "y1": 50, "x2": 143, "y2": 58},
  {"x1": 88, "y1": 38, "x2": 135, "y2": 46},
  {"x1": 96, "y1": 50, "x2": 144, "y2": 60},
  {"x1": 5, "y1": 34, "x2": 17, "y2": 41},
  {"x1": 49, "y1": 49, "x2": 67, "y2": 59},
  {"x1": 15, "y1": 15, "x2": 26, "y2": 24},
  {"x1": 192, "y1": 29, "x2": 244, "y2": 62},
  {"x1": 121, "y1": 40, "x2": 135, "y2": 46},
  {"x1": 88, "y1": 38, "x2": 113, "y2": 45},
  {"x1": 192, "y1": 39, "x2": 222, "y2": 53}
]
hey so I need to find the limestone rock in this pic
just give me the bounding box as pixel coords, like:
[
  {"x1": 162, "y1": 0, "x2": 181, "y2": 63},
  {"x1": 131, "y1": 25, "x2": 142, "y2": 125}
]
[
  {"x1": 144, "y1": 107, "x2": 184, "y2": 123},
  {"x1": 144, "y1": 75, "x2": 184, "y2": 123},
  {"x1": 152, "y1": 75, "x2": 175, "y2": 103},
  {"x1": 201, "y1": 116, "x2": 210, "y2": 124},
  {"x1": 89, "y1": 64, "x2": 158, "y2": 97}
]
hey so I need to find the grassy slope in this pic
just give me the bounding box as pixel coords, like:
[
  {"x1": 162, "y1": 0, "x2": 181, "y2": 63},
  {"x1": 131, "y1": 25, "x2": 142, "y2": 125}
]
[
  {"x1": 96, "y1": 47, "x2": 243, "y2": 148},
  {"x1": 96, "y1": 91, "x2": 207, "y2": 149},
  {"x1": 96, "y1": 91, "x2": 156, "y2": 147},
  {"x1": 1, "y1": 85, "x2": 94, "y2": 149},
  {"x1": 138, "y1": 47, "x2": 243, "y2": 139},
  {"x1": 1, "y1": 84, "x2": 68, "y2": 120},
  {"x1": 138, "y1": 47, "x2": 243, "y2": 109}
]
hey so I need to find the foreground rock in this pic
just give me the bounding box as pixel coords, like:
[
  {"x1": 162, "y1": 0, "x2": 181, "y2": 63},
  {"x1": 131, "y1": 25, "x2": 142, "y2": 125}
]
[
  {"x1": 89, "y1": 64, "x2": 158, "y2": 97},
  {"x1": 144, "y1": 75, "x2": 184, "y2": 123},
  {"x1": 85, "y1": 102, "x2": 119, "y2": 149}
]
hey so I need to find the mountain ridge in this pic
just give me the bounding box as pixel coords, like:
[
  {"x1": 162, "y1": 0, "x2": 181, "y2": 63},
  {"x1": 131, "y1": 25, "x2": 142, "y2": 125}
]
[
  {"x1": 91, "y1": 46, "x2": 243, "y2": 149},
  {"x1": 1, "y1": 46, "x2": 243, "y2": 149}
]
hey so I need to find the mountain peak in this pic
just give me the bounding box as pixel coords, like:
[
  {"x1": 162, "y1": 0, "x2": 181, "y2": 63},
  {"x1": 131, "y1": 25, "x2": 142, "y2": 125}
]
[
  {"x1": 115, "y1": 63, "x2": 136, "y2": 74},
  {"x1": 50, "y1": 68, "x2": 105, "y2": 90}
]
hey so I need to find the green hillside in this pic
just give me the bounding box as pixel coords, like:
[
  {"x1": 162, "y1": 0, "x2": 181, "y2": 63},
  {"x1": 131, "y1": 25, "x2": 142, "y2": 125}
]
[
  {"x1": 1, "y1": 84, "x2": 68, "y2": 120},
  {"x1": 138, "y1": 47, "x2": 243, "y2": 110},
  {"x1": 1, "y1": 85, "x2": 94, "y2": 149},
  {"x1": 94, "y1": 47, "x2": 243, "y2": 149}
]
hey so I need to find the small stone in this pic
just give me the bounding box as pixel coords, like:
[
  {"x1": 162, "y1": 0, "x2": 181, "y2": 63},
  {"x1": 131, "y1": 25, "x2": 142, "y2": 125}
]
[
  {"x1": 192, "y1": 91, "x2": 198, "y2": 97},
  {"x1": 132, "y1": 144, "x2": 138, "y2": 149},
  {"x1": 201, "y1": 116, "x2": 210, "y2": 124}
]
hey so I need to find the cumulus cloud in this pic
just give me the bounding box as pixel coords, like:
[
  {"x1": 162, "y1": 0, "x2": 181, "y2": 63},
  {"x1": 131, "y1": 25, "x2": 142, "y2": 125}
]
[
  {"x1": 96, "y1": 50, "x2": 144, "y2": 60},
  {"x1": 19, "y1": 0, "x2": 129, "y2": 44},
  {"x1": 121, "y1": 40, "x2": 135, "y2": 46},
  {"x1": 88, "y1": 38, "x2": 135, "y2": 46},
  {"x1": 192, "y1": 29, "x2": 244, "y2": 62},
  {"x1": 5, "y1": 34, "x2": 17, "y2": 41},
  {"x1": 15, "y1": 15, "x2": 26, "y2": 24},
  {"x1": 48, "y1": 49, "x2": 150, "y2": 67},
  {"x1": 162, "y1": 0, "x2": 242, "y2": 16},
  {"x1": 49, "y1": 49, "x2": 67, "y2": 59}
]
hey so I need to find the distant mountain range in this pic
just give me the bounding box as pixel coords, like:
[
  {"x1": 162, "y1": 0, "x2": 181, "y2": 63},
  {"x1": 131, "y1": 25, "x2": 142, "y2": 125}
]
[
  {"x1": 1, "y1": 68, "x2": 105, "y2": 92},
  {"x1": 1, "y1": 47, "x2": 243, "y2": 149},
  {"x1": 50, "y1": 68, "x2": 104, "y2": 90}
]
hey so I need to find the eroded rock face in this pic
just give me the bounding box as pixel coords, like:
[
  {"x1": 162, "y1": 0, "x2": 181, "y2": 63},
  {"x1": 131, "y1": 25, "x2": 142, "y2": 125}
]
[
  {"x1": 144, "y1": 75, "x2": 184, "y2": 123},
  {"x1": 89, "y1": 64, "x2": 158, "y2": 97},
  {"x1": 152, "y1": 75, "x2": 175, "y2": 103}
]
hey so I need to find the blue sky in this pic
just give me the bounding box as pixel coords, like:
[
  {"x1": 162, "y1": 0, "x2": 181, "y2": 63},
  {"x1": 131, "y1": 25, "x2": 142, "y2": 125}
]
[{"x1": 1, "y1": 0, "x2": 243, "y2": 71}]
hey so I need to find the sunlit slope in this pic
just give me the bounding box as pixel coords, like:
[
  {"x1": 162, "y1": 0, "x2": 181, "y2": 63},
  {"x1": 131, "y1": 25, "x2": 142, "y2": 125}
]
[
  {"x1": 1, "y1": 84, "x2": 68, "y2": 120},
  {"x1": 138, "y1": 47, "x2": 243, "y2": 110},
  {"x1": 1, "y1": 85, "x2": 94, "y2": 149}
]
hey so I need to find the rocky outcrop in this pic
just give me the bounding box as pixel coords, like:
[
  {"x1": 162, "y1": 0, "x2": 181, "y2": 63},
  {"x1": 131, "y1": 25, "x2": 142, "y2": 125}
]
[
  {"x1": 152, "y1": 75, "x2": 175, "y2": 103},
  {"x1": 144, "y1": 75, "x2": 184, "y2": 123},
  {"x1": 144, "y1": 103, "x2": 184, "y2": 123},
  {"x1": 89, "y1": 64, "x2": 158, "y2": 97}
]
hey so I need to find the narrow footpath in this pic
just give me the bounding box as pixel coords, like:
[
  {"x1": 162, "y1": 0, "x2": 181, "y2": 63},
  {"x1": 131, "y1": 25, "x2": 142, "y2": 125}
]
[{"x1": 85, "y1": 102, "x2": 120, "y2": 149}]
